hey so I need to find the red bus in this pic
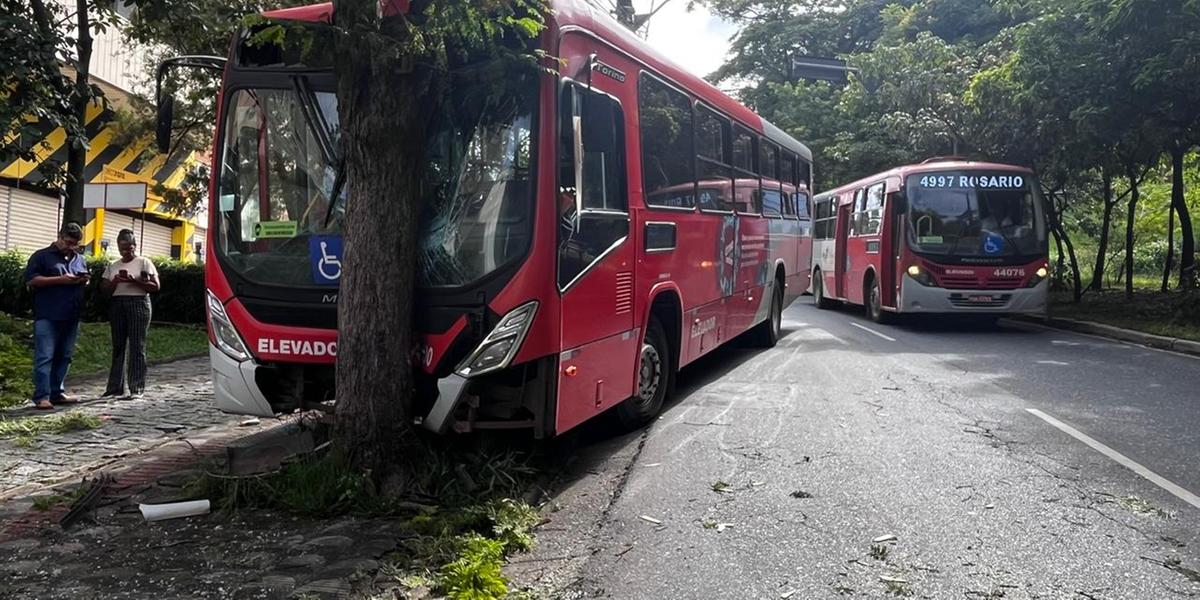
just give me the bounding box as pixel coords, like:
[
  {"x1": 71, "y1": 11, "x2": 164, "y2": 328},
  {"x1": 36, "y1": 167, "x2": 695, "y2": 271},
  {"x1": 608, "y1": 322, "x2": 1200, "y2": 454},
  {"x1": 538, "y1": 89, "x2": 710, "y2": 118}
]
[
  {"x1": 183, "y1": 0, "x2": 814, "y2": 437},
  {"x1": 810, "y1": 158, "x2": 1048, "y2": 322}
]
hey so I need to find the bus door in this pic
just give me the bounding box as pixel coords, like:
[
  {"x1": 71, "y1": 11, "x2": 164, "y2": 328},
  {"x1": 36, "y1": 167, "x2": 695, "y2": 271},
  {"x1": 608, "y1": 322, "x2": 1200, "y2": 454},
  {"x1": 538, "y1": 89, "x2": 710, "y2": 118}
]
[
  {"x1": 555, "y1": 80, "x2": 637, "y2": 433},
  {"x1": 834, "y1": 196, "x2": 852, "y2": 300}
]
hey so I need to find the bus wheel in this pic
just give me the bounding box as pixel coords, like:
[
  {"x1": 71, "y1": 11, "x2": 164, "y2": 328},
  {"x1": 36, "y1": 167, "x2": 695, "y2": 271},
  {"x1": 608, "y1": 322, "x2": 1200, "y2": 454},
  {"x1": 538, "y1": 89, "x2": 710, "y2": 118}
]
[
  {"x1": 750, "y1": 281, "x2": 783, "y2": 347},
  {"x1": 867, "y1": 276, "x2": 893, "y2": 324},
  {"x1": 814, "y1": 271, "x2": 835, "y2": 310},
  {"x1": 616, "y1": 317, "x2": 671, "y2": 430}
]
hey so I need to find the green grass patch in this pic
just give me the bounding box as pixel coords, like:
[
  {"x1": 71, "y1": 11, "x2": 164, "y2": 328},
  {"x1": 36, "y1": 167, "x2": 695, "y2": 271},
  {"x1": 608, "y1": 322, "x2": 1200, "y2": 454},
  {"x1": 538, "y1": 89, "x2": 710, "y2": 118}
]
[
  {"x1": 0, "y1": 412, "x2": 102, "y2": 438},
  {"x1": 0, "y1": 313, "x2": 208, "y2": 409},
  {"x1": 1050, "y1": 290, "x2": 1200, "y2": 342}
]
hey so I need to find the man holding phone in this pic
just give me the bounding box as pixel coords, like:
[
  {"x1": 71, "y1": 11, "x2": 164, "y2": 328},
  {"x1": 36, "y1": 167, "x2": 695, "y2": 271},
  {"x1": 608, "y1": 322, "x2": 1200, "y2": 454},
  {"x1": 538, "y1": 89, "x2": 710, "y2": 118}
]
[{"x1": 23, "y1": 222, "x2": 89, "y2": 410}]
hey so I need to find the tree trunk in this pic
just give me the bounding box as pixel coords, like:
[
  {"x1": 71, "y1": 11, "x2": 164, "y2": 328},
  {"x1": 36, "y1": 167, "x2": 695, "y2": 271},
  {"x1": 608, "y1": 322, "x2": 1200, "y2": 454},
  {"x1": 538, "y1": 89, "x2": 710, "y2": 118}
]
[
  {"x1": 1046, "y1": 193, "x2": 1082, "y2": 302},
  {"x1": 1163, "y1": 200, "x2": 1175, "y2": 292},
  {"x1": 1124, "y1": 166, "x2": 1140, "y2": 300},
  {"x1": 1091, "y1": 169, "x2": 1115, "y2": 292},
  {"x1": 1171, "y1": 144, "x2": 1195, "y2": 289},
  {"x1": 63, "y1": 0, "x2": 93, "y2": 227},
  {"x1": 332, "y1": 0, "x2": 440, "y2": 477}
]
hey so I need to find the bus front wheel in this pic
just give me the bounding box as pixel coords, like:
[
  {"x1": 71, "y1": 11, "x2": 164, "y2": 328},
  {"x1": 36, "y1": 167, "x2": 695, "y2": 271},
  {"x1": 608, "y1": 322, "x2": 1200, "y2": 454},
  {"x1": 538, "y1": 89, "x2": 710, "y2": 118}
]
[
  {"x1": 866, "y1": 275, "x2": 894, "y2": 324},
  {"x1": 615, "y1": 316, "x2": 671, "y2": 430}
]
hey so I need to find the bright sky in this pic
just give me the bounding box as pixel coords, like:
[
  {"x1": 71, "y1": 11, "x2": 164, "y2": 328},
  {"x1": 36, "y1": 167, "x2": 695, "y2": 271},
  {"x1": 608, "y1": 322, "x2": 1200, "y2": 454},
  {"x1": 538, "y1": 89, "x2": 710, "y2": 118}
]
[{"x1": 638, "y1": 0, "x2": 736, "y2": 79}]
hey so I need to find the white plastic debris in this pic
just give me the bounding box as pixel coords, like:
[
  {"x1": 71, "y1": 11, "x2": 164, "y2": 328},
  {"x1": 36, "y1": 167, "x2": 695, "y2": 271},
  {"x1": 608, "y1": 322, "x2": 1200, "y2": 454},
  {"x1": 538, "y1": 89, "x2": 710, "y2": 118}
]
[
  {"x1": 139, "y1": 499, "x2": 210, "y2": 522},
  {"x1": 873, "y1": 534, "x2": 898, "y2": 543},
  {"x1": 239, "y1": 417, "x2": 261, "y2": 427},
  {"x1": 639, "y1": 515, "x2": 662, "y2": 525}
]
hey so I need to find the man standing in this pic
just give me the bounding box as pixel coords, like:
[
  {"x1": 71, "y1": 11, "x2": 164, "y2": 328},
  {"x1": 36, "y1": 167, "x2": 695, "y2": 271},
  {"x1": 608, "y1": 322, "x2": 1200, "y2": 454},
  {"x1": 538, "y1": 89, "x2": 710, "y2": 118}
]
[{"x1": 23, "y1": 223, "x2": 89, "y2": 410}]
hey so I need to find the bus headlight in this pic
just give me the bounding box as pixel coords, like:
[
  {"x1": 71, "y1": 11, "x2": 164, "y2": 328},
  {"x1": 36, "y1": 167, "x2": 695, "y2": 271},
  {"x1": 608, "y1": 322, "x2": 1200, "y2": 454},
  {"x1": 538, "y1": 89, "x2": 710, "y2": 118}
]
[
  {"x1": 906, "y1": 264, "x2": 936, "y2": 287},
  {"x1": 1026, "y1": 265, "x2": 1050, "y2": 288},
  {"x1": 207, "y1": 291, "x2": 250, "y2": 362},
  {"x1": 456, "y1": 301, "x2": 538, "y2": 378}
]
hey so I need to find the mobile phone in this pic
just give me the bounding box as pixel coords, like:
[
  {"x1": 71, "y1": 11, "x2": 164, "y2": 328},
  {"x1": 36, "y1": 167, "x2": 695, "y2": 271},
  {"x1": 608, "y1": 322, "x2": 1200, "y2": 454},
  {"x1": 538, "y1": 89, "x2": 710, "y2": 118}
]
[{"x1": 119, "y1": 269, "x2": 129, "y2": 278}]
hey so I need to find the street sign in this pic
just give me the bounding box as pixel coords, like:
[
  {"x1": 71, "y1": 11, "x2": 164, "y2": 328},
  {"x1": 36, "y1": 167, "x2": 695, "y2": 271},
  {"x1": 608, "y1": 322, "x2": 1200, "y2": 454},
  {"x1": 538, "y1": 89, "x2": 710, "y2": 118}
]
[{"x1": 792, "y1": 56, "x2": 851, "y2": 84}]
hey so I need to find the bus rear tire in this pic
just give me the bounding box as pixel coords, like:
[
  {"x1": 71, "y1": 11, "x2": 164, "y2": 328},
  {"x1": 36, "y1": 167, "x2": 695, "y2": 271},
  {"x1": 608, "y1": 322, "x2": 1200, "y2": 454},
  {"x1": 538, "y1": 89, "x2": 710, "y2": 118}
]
[
  {"x1": 749, "y1": 281, "x2": 783, "y2": 348},
  {"x1": 814, "y1": 271, "x2": 835, "y2": 310},
  {"x1": 866, "y1": 276, "x2": 894, "y2": 324},
  {"x1": 615, "y1": 316, "x2": 671, "y2": 431}
]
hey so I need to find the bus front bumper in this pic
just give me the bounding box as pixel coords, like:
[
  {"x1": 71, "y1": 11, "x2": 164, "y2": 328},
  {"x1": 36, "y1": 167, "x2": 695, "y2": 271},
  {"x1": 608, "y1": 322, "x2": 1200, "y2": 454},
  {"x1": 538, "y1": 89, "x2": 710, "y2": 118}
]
[
  {"x1": 210, "y1": 344, "x2": 466, "y2": 433},
  {"x1": 898, "y1": 278, "x2": 1048, "y2": 315}
]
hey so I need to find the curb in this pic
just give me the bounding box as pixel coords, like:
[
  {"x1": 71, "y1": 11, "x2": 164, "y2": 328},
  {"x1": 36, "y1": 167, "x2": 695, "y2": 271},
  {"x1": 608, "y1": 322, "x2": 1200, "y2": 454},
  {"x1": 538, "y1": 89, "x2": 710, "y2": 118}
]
[{"x1": 1005, "y1": 315, "x2": 1200, "y2": 357}]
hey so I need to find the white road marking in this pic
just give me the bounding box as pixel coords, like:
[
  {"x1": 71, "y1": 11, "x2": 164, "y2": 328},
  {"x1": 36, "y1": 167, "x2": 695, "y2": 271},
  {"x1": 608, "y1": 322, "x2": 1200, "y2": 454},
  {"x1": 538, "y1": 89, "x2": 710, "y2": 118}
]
[
  {"x1": 1036, "y1": 360, "x2": 1070, "y2": 366},
  {"x1": 1025, "y1": 408, "x2": 1200, "y2": 510},
  {"x1": 850, "y1": 322, "x2": 896, "y2": 342}
]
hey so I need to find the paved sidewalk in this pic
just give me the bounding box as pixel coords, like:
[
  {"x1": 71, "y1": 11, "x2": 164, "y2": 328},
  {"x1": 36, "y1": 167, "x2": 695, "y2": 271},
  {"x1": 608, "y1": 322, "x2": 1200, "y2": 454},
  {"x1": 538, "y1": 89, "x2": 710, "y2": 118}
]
[{"x1": 0, "y1": 357, "x2": 252, "y2": 502}]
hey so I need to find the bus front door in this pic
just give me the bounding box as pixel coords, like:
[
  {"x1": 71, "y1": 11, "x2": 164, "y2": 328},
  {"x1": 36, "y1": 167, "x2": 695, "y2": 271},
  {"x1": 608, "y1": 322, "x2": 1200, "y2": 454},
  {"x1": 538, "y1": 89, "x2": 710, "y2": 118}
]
[{"x1": 834, "y1": 201, "x2": 851, "y2": 300}]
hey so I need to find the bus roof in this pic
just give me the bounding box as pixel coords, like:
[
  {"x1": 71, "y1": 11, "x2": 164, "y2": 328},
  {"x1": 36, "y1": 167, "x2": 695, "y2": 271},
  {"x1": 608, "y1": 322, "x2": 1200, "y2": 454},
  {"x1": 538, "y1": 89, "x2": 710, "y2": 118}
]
[
  {"x1": 814, "y1": 159, "x2": 1034, "y2": 199},
  {"x1": 259, "y1": 0, "x2": 812, "y2": 164}
]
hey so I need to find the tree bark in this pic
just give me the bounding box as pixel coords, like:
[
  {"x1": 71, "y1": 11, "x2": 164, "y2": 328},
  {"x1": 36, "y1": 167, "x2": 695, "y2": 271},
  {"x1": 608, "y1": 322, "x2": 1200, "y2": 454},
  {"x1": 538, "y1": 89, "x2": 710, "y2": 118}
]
[
  {"x1": 1170, "y1": 144, "x2": 1195, "y2": 290},
  {"x1": 1090, "y1": 168, "x2": 1115, "y2": 292},
  {"x1": 63, "y1": 0, "x2": 93, "y2": 227},
  {"x1": 1124, "y1": 166, "x2": 1140, "y2": 300},
  {"x1": 331, "y1": 0, "x2": 440, "y2": 477},
  {"x1": 1163, "y1": 199, "x2": 1175, "y2": 292}
]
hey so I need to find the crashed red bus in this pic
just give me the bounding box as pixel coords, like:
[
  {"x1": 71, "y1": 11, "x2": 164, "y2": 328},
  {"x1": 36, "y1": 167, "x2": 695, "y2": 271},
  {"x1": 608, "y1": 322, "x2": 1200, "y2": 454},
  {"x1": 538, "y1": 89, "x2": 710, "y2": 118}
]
[
  {"x1": 810, "y1": 158, "x2": 1049, "y2": 322},
  {"x1": 172, "y1": 0, "x2": 814, "y2": 437}
]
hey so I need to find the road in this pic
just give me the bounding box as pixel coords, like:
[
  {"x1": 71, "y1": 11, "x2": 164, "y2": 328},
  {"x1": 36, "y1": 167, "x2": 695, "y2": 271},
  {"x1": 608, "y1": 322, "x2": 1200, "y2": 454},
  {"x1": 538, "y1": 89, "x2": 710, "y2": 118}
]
[{"x1": 509, "y1": 299, "x2": 1200, "y2": 599}]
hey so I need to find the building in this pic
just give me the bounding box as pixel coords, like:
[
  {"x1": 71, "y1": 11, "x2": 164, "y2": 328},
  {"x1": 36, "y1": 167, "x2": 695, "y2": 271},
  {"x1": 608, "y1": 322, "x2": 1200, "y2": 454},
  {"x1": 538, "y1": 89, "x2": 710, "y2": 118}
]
[{"x1": 0, "y1": 1, "x2": 206, "y2": 262}]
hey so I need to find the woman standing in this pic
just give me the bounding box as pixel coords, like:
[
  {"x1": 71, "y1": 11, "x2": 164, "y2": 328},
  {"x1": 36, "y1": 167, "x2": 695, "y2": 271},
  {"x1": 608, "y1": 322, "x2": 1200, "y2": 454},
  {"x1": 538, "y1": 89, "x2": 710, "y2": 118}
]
[{"x1": 101, "y1": 230, "x2": 160, "y2": 399}]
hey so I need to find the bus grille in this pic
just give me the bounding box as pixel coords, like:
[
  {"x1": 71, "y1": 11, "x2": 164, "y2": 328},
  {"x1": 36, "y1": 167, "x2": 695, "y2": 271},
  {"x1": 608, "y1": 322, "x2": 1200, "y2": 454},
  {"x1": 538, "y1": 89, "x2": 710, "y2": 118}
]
[
  {"x1": 935, "y1": 274, "x2": 1024, "y2": 290},
  {"x1": 615, "y1": 272, "x2": 633, "y2": 314}
]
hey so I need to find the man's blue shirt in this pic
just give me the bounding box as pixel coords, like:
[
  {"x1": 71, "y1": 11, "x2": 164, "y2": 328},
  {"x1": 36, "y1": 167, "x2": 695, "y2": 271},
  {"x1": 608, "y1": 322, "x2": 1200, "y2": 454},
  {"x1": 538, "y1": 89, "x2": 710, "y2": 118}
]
[{"x1": 23, "y1": 244, "x2": 87, "y2": 321}]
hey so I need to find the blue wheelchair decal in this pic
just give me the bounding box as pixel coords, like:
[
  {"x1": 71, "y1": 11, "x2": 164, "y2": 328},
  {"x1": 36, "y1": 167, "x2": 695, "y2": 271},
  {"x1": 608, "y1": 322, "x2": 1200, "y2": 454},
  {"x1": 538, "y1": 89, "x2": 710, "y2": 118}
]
[
  {"x1": 983, "y1": 234, "x2": 1004, "y2": 255},
  {"x1": 310, "y1": 236, "x2": 343, "y2": 285}
]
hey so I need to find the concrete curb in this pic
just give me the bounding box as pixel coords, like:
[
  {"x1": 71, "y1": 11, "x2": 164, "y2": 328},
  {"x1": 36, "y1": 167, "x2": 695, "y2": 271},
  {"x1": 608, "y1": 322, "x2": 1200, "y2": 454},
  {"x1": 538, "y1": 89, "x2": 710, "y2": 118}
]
[{"x1": 1006, "y1": 315, "x2": 1200, "y2": 357}]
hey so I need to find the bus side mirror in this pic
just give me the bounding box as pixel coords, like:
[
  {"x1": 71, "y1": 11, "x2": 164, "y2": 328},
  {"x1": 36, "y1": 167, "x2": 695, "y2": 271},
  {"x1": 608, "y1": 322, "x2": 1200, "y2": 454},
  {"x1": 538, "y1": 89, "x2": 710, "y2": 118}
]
[{"x1": 156, "y1": 94, "x2": 175, "y2": 154}]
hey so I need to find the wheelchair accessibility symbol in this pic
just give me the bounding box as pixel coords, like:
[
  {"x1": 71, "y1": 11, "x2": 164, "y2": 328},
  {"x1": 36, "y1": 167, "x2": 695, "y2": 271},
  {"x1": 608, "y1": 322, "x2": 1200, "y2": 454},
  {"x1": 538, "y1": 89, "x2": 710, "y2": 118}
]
[
  {"x1": 983, "y1": 234, "x2": 1004, "y2": 255},
  {"x1": 309, "y1": 236, "x2": 343, "y2": 285}
]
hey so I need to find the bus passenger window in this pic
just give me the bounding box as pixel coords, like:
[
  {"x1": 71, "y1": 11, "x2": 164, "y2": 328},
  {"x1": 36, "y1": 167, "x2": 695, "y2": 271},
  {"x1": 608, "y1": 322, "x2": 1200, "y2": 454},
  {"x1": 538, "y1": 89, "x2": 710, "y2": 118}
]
[
  {"x1": 695, "y1": 105, "x2": 733, "y2": 211},
  {"x1": 640, "y1": 74, "x2": 695, "y2": 209}
]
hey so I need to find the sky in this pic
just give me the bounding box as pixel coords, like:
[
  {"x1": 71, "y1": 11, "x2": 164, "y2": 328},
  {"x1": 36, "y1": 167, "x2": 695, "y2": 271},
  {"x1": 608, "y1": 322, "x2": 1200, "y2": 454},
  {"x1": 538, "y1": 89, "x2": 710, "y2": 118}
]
[{"x1": 638, "y1": 0, "x2": 737, "y2": 79}]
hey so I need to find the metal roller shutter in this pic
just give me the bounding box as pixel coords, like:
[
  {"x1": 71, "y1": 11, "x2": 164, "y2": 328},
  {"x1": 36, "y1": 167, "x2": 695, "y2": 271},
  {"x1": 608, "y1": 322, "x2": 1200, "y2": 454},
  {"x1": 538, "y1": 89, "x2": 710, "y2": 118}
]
[
  {"x1": 103, "y1": 214, "x2": 174, "y2": 259},
  {"x1": 4, "y1": 187, "x2": 61, "y2": 252}
]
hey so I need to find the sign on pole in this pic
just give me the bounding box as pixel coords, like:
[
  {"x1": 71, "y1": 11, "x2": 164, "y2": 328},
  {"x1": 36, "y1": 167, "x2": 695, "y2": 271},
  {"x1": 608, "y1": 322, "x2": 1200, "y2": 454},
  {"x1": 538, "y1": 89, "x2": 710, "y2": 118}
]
[{"x1": 83, "y1": 182, "x2": 148, "y2": 210}]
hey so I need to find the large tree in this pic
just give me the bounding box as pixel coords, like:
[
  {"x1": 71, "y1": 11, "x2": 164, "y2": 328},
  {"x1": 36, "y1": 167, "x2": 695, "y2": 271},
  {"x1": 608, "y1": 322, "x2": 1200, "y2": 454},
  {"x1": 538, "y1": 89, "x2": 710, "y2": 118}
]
[{"x1": 327, "y1": 0, "x2": 547, "y2": 477}]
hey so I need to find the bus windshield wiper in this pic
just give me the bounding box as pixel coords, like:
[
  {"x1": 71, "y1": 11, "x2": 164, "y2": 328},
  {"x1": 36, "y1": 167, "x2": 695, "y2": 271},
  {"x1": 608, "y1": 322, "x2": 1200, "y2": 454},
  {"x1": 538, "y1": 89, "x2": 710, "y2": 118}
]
[
  {"x1": 290, "y1": 75, "x2": 338, "y2": 166},
  {"x1": 323, "y1": 160, "x2": 347, "y2": 228}
]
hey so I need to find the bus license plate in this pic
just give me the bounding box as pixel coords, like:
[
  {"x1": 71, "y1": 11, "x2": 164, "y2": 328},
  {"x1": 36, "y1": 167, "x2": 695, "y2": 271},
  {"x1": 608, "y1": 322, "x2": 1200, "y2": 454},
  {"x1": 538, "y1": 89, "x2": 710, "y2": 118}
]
[{"x1": 968, "y1": 295, "x2": 994, "y2": 303}]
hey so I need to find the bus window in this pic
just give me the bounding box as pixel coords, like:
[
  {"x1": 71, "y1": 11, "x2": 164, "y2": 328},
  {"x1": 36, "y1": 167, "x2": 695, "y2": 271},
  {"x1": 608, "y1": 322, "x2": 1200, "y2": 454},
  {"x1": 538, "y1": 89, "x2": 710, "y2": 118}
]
[
  {"x1": 814, "y1": 196, "x2": 835, "y2": 239},
  {"x1": 796, "y1": 192, "x2": 811, "y2": 219},
  {"x1": 732, "y1": 126, "x2": 756, "y2": 173},
  {"x1": 760, "y1": 141, "x2": 781, "y2": 217},
  {"x1": 863, "y1": 183, "x2": 884, "y2": 235},
  {"x1": 695, "y1": 105, "x2": 732, "y2": 211},
  {"x1": 559, "y1": 84, "x2": 629, "y2": 288},
  {"x1": 640, "y1": 74, "x2": 695, "y2": 209}
]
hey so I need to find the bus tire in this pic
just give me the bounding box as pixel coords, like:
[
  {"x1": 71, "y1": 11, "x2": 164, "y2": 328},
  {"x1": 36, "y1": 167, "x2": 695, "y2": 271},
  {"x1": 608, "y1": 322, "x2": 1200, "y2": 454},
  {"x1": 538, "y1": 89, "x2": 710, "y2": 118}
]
[
  {"x1": 615, "y1": 316, "x2": 671, "y2": 430},
  {"x1": 749, "y1": 280, "x2": 783, "y2": 348},
  {"x1": 814, "y1": 271, "x2": 835, "y2": 310},
  {"x1": 866, "y1": 275, "x2": 893, "y2": 324}
]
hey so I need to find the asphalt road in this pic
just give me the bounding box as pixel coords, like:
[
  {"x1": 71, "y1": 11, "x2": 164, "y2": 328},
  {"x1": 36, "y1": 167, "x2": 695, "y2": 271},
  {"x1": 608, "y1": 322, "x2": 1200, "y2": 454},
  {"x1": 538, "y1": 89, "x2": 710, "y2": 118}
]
[{"x1": 510, "y1": 299, "x2": 1200, "y2": 599}]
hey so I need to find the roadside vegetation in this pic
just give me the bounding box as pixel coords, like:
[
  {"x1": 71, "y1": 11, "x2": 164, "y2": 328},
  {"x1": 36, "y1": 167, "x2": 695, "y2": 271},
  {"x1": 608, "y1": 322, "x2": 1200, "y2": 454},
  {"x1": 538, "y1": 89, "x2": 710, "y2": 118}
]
[
  {"x1": 0, "y1": 411, "x2": 103, "y2": 448},
  {"x1": 188, "y1": 441, "x2": 545, "y2": 599}
]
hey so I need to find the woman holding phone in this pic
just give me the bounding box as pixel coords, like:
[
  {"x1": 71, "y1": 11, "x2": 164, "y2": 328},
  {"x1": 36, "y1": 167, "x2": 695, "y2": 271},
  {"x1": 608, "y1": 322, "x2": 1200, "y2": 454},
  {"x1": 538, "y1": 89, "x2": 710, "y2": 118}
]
[{"x1": 101, "y1": 229, "x2": 160, "y2": 399}]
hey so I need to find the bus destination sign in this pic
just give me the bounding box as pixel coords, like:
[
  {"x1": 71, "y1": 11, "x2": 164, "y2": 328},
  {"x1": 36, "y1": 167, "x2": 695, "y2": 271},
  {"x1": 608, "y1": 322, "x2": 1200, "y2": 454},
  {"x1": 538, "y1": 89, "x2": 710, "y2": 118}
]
[{"x1": 918, "y1": 173, "x2": 1025, "y2": 189}]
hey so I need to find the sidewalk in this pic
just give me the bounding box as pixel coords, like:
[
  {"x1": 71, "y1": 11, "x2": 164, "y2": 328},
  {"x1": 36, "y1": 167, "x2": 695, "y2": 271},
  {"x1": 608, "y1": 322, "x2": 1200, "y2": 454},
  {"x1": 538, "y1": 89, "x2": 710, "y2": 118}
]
[
  {"x1": 0, "y1": 357, "x2": 256, "y2": 502},
  {"x1": 1007, "y1": 315, "x2": 1200, "y2": 357},
  {"x1": 0, "y1": 357, "x2": 412, "y2": 600}
]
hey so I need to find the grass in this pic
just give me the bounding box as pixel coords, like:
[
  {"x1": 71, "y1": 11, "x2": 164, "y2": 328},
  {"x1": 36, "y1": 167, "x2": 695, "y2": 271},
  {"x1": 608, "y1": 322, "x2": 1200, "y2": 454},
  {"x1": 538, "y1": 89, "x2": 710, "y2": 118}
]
[
  {"x1": 1049, "y1": 288, "x2": 1200, "y2": 342},
  {"x1": 0, "y1": 313, "x2": 208, "y2": 409},
  {"x1": 0, "y1": 411, "x2": 102, "y2": 439}
]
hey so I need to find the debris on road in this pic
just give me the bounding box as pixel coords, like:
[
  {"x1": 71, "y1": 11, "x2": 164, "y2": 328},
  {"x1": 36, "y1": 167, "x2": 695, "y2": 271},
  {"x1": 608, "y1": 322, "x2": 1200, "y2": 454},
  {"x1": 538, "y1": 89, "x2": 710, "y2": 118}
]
[
  {"x1": 639, "y1": 515, "x2": 662, "y2": 525},
  {"x1": 711, "y1": 480, "x2": 732, "y2": 493},
  {"x1": 780, "y1": 589, "x2": 797, "y2": 598},
  {"x1": 873, "y1": 534, "x2": 898, "y2": 544},
  {"x1": 239, "y1": 417, "x2": 261, "y2": 427},
  {"x1": 790, "y1": 489, "x2": 813, "y2": 499},
  {"x1": 139, "y1": 499, "x2": 211, "y2": 522}
]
